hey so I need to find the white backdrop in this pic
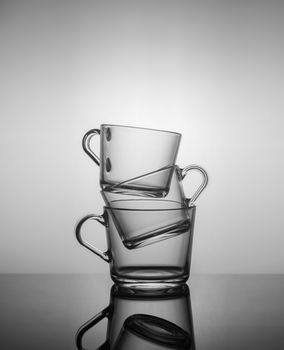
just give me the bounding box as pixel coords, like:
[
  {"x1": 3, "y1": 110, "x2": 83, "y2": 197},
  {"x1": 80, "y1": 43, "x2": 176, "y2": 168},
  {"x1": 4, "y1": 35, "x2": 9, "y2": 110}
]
[{"x1": 1, "y1": 0, "x2": 283, "y2": 273}]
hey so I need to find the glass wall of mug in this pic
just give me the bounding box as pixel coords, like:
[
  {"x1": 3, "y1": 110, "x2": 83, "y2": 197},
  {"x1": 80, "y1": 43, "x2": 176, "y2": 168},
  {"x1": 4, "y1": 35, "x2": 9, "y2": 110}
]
[
  {"x1": 76, "y1": 284, "x2": 195, "y2": 350},
  {"x1": 75, "y1": 204, "x2": 196, "y2": 288},
  {"x1": 82, "y1": 124, "x2": 181, "y2": 197}
]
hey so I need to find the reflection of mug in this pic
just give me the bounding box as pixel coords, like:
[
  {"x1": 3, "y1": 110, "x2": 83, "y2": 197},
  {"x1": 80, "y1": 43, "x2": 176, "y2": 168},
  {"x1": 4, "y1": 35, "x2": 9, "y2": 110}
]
[
  {"x1": 75, "y1": 205, "x2": 196, "y2": 287},
  {"x1": 82, "y1": 124, "x2": 181, "y2": 197},
  {"x1": 114, "y1": 314, "x2": 192, "y2": 350},
  {"x1": 75, "y1": 284, "x2": 195, "y2": 350}
]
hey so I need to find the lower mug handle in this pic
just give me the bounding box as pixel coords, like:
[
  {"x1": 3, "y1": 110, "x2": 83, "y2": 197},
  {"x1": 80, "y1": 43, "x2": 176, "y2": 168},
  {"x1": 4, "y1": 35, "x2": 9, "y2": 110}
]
[
  {"x1": 76, "y1": 306, "x2": 111, "y2": 350},
  {"x1": 180, "y1": 165, "x2": 209, "y2": 206},
  {"x1": 75, "y1": 214, "x2": 111, "y2": 263}
]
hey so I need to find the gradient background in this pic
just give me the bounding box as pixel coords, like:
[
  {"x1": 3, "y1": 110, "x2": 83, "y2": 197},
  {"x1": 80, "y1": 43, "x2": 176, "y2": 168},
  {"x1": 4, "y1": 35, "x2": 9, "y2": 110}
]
[{"x1": 1, "y1": 0, "x2": 283, "y2": 273}]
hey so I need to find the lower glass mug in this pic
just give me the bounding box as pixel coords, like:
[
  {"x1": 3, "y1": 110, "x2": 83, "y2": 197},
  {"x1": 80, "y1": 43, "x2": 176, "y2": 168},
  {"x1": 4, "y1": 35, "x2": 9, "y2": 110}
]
[
  {"x1": 75, "y1": 284, "x2": 195, "y2": 350},
  {"x1": 75, "y1": 205, "x2": 196, "y2": 288}
]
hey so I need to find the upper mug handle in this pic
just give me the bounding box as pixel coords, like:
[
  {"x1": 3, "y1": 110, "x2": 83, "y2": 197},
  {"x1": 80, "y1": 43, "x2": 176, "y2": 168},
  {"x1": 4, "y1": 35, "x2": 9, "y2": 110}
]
[
  {"x1": 82, "y1": 129, "x2": 101, "y2": 166},
  {"x1": 180, "y1": 165, "x2": 208, "y2": 206}
]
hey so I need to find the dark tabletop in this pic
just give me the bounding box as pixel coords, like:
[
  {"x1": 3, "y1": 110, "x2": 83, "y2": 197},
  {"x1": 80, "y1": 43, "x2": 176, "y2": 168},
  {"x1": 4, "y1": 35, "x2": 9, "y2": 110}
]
[{"x1": 1, "y1": 274, "x2": 284, "y2": 349}]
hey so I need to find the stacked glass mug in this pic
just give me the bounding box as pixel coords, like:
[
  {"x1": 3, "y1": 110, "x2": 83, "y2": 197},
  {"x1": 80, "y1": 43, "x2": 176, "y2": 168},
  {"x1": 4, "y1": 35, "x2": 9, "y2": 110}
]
[{"x1": 75, "y1": 124, "x2": 208, "y2": 289}]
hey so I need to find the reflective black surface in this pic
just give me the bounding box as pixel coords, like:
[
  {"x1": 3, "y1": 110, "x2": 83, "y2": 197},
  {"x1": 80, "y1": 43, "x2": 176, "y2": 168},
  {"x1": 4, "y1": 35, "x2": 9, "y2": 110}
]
[{"x1": 1, "y1": 274, "x2": 284, "y2": 349}]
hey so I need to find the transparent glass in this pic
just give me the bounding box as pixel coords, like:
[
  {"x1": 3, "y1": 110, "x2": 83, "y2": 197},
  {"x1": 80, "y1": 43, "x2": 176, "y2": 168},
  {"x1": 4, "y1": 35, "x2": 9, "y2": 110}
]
[
  {"x1": 99, "y1": 199, "x2": 191, "y2": 249},
  {"x1": 75, "y1": 284, "x2": 195, "y2": 350},
  {"x1": 82, "y1": 124, "x2": 181, "y2": 197},
  {"x1": 75, "y1": 205, "x2": 196, "y2": 287},
  {"x1": 100, "y1": 165, "x2": 207, "y2": 248},
  {"x1": 101, "y1": 163, "x2": 208, "y2": 206}
]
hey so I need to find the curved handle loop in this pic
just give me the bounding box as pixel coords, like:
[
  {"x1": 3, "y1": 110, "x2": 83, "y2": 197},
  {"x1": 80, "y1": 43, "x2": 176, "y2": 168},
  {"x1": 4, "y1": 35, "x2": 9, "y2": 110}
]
[
  {"x1": 75, "y1": 306, "x2": 111, "y2": 350},
  {"x1": 75, "y1": 214, "x2": 111, "y2": 263},
  {"x1": 181, "y1": 165, "x2": 208, "y2": 206},
  {"x1": 82, "y1": 129, "x2": 101, "y2": 166}
]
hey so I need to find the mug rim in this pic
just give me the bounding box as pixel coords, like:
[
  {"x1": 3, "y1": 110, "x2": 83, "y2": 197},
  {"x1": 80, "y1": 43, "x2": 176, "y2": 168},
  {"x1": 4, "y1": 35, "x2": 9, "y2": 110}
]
[
  {"x1": 104, "y1": 199, "x2": 196, "y2": 212},
  {"x1": 100, "y1": 124, "x2": 181, "y2": 137}
]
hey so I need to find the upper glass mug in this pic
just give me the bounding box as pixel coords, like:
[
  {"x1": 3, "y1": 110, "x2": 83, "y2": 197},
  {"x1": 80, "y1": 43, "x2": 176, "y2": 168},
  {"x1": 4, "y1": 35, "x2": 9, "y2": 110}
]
[{"x1": 82, "y1": 124, "x2": 181, "y2": 197}]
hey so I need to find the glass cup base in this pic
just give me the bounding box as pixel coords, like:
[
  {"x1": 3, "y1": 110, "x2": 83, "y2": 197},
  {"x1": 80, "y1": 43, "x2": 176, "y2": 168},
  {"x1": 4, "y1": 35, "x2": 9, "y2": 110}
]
[{"x1": 111, "y1": 268, "x2": 189, "y2": 289}]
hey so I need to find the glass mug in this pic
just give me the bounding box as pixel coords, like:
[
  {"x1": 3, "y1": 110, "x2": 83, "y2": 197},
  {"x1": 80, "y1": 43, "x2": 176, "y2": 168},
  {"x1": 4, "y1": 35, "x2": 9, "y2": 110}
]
[
  {"x1": 101, "y1": 165, "x2": 207, "y2": 249},
  {"x1": 75, "y1": 284, "x2": 195, "y2": 350},
  {"x1": 101, "y1": 164, "x2": 208, "y2": 206},
  {"x1": 97, "y1": 199, "x2": 190, "y2": 250},
  {"x1": 82, "y1": 124, "x2": 181, "y2": 197},
  {"x1": 113, "y1": 314, "x2": 192, "y2": 350},
  {"x1": 75, "y1": 204, "x2": 196, "y2": 287}
]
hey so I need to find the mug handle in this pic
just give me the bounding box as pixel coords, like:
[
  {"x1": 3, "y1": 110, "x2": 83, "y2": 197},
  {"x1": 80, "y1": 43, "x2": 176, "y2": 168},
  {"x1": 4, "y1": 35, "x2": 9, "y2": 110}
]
[
  {"x1": 82, "y1": 129, "x2": 101, "y2": 166},
  {"x1": 180, "y1": 165, "x2": 208, "y2": 206},
  {"x1": 75, "y1": 306, "x2": 111, "y2": 350},
  {"x1": 75, "y1": 214, "x2": 111, "y2": 263}
]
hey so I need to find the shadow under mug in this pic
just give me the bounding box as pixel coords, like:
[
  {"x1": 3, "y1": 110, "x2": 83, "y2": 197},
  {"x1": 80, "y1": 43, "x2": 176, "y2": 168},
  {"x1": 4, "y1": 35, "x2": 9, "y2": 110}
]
[
  {"x1": 82, "y1": 124, "x2": 181, "y2": 197},
  {"x1": 75, "y1": 205, "x2": 196, "y2": 287},
  {"x1": 76, "y1": 284, "x2": 195, "y2": 350}
]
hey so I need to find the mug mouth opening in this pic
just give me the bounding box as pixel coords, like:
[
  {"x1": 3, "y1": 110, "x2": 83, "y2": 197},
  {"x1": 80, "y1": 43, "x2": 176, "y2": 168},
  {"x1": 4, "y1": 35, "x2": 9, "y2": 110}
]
[
  {"x1": 104, "y1": 199, "x2": 195, "y2": 211},
  {"x1": 100, "y1": 124, "x2": 181, "y2": 137}
]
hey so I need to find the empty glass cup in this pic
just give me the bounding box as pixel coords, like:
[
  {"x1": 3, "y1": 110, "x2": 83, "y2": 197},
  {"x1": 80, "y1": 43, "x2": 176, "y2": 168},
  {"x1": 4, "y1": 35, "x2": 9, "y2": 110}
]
[
  {"x1": 75, "y1": 204, "x2": 196, "y2": 287},
  {"x1": 75, "y1": 284, "x2": 195, "y2": 350},
  {"x1": 97, "y1": 199, "x2": 191, "y2": 249},
  {"x1": 102, "y1": 164, "x2": 208, "y2": 206},
  {"x1": 82, "y1": 124, "x2": 181, "y2": 197},
  {"x1": 100, "y1": 164, "x2": 207, "y2": 249}
]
